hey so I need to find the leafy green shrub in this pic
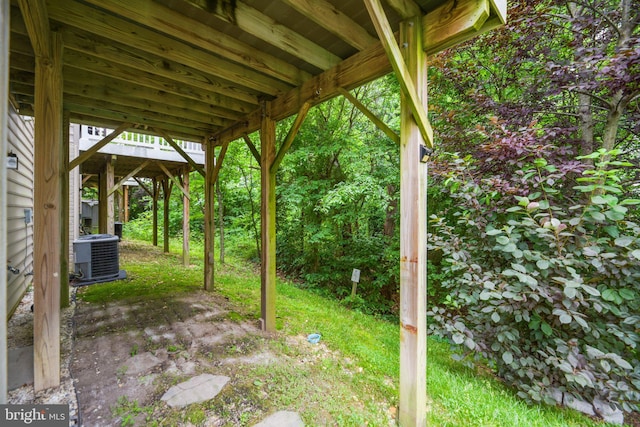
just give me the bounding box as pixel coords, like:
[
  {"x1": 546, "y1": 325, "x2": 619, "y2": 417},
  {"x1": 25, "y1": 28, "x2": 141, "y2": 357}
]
[{"x1": 428, "y1": 150, "x2": 640, "y2": 414}]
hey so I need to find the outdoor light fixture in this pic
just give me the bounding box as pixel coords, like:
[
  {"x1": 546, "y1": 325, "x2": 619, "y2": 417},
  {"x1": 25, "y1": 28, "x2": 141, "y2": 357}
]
[
  {"x1": 419, "y1": 145, "x2": 432, "y2": 163},
  {"x1": 7, "y1": 152, "x2": 18, "y2": 170}
]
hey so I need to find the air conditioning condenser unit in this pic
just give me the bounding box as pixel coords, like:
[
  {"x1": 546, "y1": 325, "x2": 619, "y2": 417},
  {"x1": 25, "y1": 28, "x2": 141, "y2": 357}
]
[{"x1": 73, "y1": 234, "x2": 126, "y2": 286}]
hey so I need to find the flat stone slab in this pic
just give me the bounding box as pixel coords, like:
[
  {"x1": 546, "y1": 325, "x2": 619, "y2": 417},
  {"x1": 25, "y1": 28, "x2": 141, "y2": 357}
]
[
  {"x1": 122, "y1": 352, "x2": 162, "y2": 376},
  {"x1": 8, "y1": 346, "x2": 34, "y2": 390},
  {"x1": 161, "y1": 374, "x2": 229, "y2": 408},
  {"x1": 253, "y1": 411, "x2": 304, "y2": 427}
]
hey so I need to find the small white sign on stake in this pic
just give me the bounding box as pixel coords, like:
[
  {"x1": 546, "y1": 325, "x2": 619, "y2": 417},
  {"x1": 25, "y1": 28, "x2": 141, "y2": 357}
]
[{"x1": 351, "y1": 269, "x2": 361, "y2": 283}]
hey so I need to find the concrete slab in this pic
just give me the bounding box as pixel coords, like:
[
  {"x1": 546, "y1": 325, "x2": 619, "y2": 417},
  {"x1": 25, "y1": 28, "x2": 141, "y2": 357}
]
[
  {"x1": 122, "y1": 352, "x2": 163, "y2": 376},
  {"x1": 8, "y1": 346, "x2": 34, "y2": 390},
  {"x1": 161, "y1": 373, "x2": 229, "y2": 408},
  {"x1": 253, "y1": 411, "x2": 304, "y2": 427}
]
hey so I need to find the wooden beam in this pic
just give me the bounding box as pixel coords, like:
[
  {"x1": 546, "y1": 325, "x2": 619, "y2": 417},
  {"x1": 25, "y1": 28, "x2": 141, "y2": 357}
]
[
  {"x1": 398, "y1": 16, "x2": 427, "y2": 427},
  {"x1": 364, "y1": 0, "x2": 434, "y2": 148},
  {"x1": 33, "y1": 31, "x2": 63, "y2": 392},
  {"x1": 243, "y1": 134, "x2": 261, "y2": 167},
  {"x1": 180, "y1": 0, "x2": 341, "y2": 70},
  {"x1": 260, "y1": 103, "x2": 277, "y2": 332},
  {"x1": 339, "y1": 87, "x2": 400, "y2": 144},
  {"x1": 134, "y1": 177, "x2": 153, "y2": 198},
  {"x1": 107, "y1": 160, "x2": 150, "y2": 197},
  {"x1": 69, "y1": 122, "x2": 130, "y2": 171},
  {"x1": 423, "y1": 0, "x2": 490, "y2": 55},
  {"x1": 204, "y1": 143, "x2": 215, "y2": 291},
  {"x1": 98, "y1": 156, "x2": 115, "y2": 235},
  {"x1": 157, "y1": 162, "x2": 190, "y2": 200},
  {"x1": 152, "y1": 178, "x2": 159, "y2": 247},
  {"x1": 271, "y1": 101, "x2": 311, "y2": 173},
  {"x1": 162, "y1": 178, "x2": 172, "y2": 253},
  {"x1": 47, "y1": 0, "x2": 299, "y2": 93},
  {"x1": 384, "y1": 0, "x2": 421, "y2": 19},
  {"x1": 60, "y1": 111, "x2": 70, "y2": 308},
  {"x1": 154, "y1": 128, "x2": 205, "y2": 177},
  {"x1": 0, "y1": 0, "x2": 10, "y2": 403},
  {"x1": 211, "y1": 142, "x2": 229, "y2": 184},
  {"x1": 280, "y1": 0, "x2": 377, "y2": 50},
  {"x1": 213, "y1": 39, "x2": 393, "y2": 144},
  {"x1": 17, "y1": 0, "x2": 50, "y2": 57},
  {"x1": 182, "y1": 166, "x2": 190, "y2": 267}
]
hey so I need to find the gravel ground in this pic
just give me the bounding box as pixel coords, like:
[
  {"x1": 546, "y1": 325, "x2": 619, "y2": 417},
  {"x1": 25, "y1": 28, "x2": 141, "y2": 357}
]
[{"x1": 7, "y1": 287, "x2": 80, "y2": 426}]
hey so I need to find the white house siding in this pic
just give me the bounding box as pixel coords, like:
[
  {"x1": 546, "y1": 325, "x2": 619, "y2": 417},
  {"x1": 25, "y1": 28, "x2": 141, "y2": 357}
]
[
  {"x1": 6, "y1": 105, "x2": 34, "y2": 319},
  {"x1": 69, "y1": 123, "x2": 80, "y2": 263}
]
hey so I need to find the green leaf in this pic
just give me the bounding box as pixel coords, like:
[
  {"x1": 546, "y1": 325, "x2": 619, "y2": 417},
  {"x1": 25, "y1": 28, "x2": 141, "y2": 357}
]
[
  {"x1": 502, "y1": 351, "x2": 513, "y2": 364},
  {"x1": 619, "y1": 288, "x2": 635, "y2": 301},
  {"x1": 452, "y1": 333, "x2": 465, "y2": 345},
  {"x1": 614, "y1": 236, "x2": 634, "y2": 247},
  {"x1": 603, "y1": 226, "x2": 620, "y2": 238},
  {"x1": 559, "y1": 314, "x2": 572, "y2": 324},
  {"x1": 541, "y1": 323, "x2": 552, "y2": 336},
  {"x1": 601, "y1": 289, "x2": 619, "y2": 303},
  {"x1": 496, "y1": 236, "x2": 510, "y2": 245},
  {"x1": 591, "y1": 195, "x2": 608, "y2": 205},
  {"x1": 502, "y1": 243, "x2": 517, "y2": 253},
  {"x1": 581, "y1": 284, "x2": 600, "y2": 297},
  {"x1": 506, "y1": 206, "x2": 523, "y2": 212},
  {"x1": 491, "y1": 312, "x2": 501, "y2": 323},
  {"x1": 631, "y1": 250, "x2": 640, "y2": 260},
  {"x1": 563, "y1": 286, "x2": 577, "y2": 299},
  {"x1": 604, "y1": 210, "x2": 625, "y2": 221},
  {"x1": 486, "y1": 229, "x2": 503, "y2": 236},
  {"x1": 620, "y1": 199, "x2": 640, "y2": 205},
  {"x1": 589, "y1": 211, "x2": 606, "y2": 221},
  {"x1": 536, "y1": 260, "x2": 550, "y2": 270}
]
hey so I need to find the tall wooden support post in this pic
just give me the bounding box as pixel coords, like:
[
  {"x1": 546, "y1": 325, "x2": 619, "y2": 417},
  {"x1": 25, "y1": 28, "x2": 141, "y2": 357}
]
[
  {"x1": 99, "y1": 156, "x2": 114, "y2": 235},
  {"x1": 182, "y1": 166, "x2": 190, "y2": 267},
  {"x1": 0, "y1": 0, "x2": 10, "y2": 403},
  {"x1": 162, "y1": 178, "x2": 171, "y2": 253},
  {"x1": 399, "y1": 17, "x2": 427, "y2": 427},
  {"x1": 260, "y1": 104, "x2": 277, "y2": 332},
  {"x1": 60, "y1": 111, "x2": 70, "y2": 308},
  {"x1": 204, "y1": 142, "x2": 215, "y2": 290},
  {"x1": 123, "y1": 185, "x2": 129, "y2": 222},
  {"x1": 152, "y1": 178, "x2": 159, "y2": 246},
  {"x1": 33, "y1": 32, "x2": 63, "y2": 392}
]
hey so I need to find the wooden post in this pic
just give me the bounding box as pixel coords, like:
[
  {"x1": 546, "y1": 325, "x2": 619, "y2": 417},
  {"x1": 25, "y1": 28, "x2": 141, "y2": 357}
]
[
  {"x1": 260, "y1": 103, "x2": 277, "y2": 332},
  {"x1": 204, "y1": 142, "x2": 215, "y2": 290},
  {"x1": 162, "y1": 178, "x2": 172, "y2": 253},
  {"x1": 398, "y1": 16, "x2": 427, "y2": 427},
  {"x1": 99, "y1": 156, "x2": 115, "y2": 235},
  {"x1": 33, "y1": 32, "x2": 63, "y2": 392},
  {"x1": 152, "y1": 178, "x2": 159, "y2": 246},
  {"x1": 182, "y1": 166, "x2": 190, "y2": 267},
  {"x1": 60, "y1": 111, "x2": 69, "y2": 308},
  {"x1": 123, "y1": 185, "x2": 129, "y2": 222},
  {"x1": 0, "y1": 0, "x2": 10, "y2": 403}
]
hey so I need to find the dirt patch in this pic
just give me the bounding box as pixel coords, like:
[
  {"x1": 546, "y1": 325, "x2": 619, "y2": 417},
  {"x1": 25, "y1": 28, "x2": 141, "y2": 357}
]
[{"x1": 70, "y1": 291, "x2": 267, "y2": 426}]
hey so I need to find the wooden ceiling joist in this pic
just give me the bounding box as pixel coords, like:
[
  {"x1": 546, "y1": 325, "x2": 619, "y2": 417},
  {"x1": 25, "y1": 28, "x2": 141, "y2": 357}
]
[
  {"x1": 157, "y1": 162, "x2": 190, "y2": 200},
  {"x1": 271, "y1": 101, "x2": 312, "y2": 173}
]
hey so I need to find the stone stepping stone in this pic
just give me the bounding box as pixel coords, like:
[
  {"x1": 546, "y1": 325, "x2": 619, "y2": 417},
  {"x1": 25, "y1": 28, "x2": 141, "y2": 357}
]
[
  {"x1": 253, "y1": 411, "x2": 304, "y2": 427},
  {"x1": 161, "y1": 374, "x2": 229, "y2": 408},
  {"x1": 123, "y1": 352, "x2": 162, "y2": 376}
]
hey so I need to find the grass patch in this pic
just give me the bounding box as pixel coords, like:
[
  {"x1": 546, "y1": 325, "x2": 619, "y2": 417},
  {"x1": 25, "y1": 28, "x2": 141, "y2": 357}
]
[{"x1": 92, "y1": 238, "x2": 602, "y2": 426}]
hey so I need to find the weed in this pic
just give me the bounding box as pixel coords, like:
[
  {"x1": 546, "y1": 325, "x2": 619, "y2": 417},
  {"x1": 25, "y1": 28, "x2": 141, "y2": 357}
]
[{"x1": 130, "y1": 344, "x2": 138, "y2": 357}]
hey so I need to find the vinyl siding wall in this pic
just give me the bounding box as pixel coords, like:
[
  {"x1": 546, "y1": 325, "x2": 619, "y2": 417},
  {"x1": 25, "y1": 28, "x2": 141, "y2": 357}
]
[{"x1": 6, "y1": 104, "x2": 34, "y2": 319}]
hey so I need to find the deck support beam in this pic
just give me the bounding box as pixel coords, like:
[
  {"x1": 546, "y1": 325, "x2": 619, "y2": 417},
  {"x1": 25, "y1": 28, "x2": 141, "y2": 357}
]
[
  {"x1": 98, "y1": 155, "x2": 115, "y2": 235},
  {"x1": 152, "y1": 178, "x2": 159, "y2": 246},
  {"x1": 182, "y1": 166, "x2": 190, "y2": 267},
  {"x1": 32, "y1": 30, "x2": 64, "y2": 392},
  {"x1": 398, "y1": 16, "x2": 428, "y2": 427},
  {"x1": 260, "y1": 103, "x2": 277, "y2": 332},
  {"x1": 60, "y1": 111, "x2": 70, "y2": 308},
  {"x1": 162, "y1": 178, "x2": 172, "y2": 253},
  {"x1": 204, "y1": 142, "x2": 216, "y2": 290}
]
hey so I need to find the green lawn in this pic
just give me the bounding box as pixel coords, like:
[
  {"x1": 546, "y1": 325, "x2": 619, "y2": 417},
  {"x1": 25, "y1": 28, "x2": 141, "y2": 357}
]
[{"x1": 87, "y1": 237, "x2": 607, "y2": 426}]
